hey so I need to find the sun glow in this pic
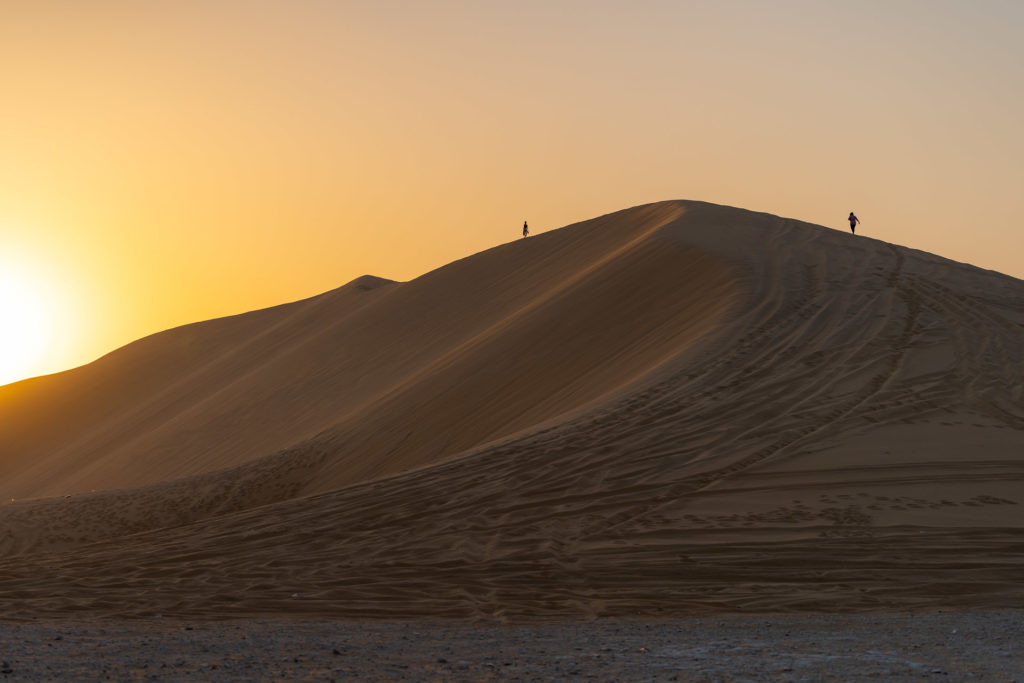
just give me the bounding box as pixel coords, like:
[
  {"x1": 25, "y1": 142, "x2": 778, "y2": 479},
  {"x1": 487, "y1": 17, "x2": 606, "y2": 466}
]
[{"x1": 0, "y1": 262, "x2": 56, "y2": 386}]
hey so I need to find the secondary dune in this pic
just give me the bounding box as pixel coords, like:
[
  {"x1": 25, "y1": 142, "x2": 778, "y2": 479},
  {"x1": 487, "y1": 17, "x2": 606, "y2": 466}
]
[{"x1": 0, "y1": 200, "x2": 1021, "y2": 619}]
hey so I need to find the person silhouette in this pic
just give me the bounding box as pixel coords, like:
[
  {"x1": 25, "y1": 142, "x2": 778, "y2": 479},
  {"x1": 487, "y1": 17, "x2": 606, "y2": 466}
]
[
  {"x1": 848, "y1": 212, "x2": 860, "y2": 234},
  {"x1": 523, "y1": 220, "x2": 529, "y2": 238}
]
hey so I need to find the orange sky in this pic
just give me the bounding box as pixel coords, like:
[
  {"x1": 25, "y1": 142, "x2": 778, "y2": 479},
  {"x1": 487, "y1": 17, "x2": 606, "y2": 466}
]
[{"x1": 1, "y1": 1, "x2": 1022, "y2": 385}]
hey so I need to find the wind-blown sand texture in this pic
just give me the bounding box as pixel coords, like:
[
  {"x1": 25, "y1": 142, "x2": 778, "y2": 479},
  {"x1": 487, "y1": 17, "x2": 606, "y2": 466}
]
[{"x1": 0, "y1": 200, "x2": 1022, "y2": 619}]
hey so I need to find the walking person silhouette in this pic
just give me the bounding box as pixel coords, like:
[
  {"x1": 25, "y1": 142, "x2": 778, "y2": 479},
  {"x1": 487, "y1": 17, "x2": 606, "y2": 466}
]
[
  {"x1": 523, "y1": 220, "x2": 529, "y2": 238},
  {"x1": 848, "y1": 211, "x2": 860, "y2": 234}
]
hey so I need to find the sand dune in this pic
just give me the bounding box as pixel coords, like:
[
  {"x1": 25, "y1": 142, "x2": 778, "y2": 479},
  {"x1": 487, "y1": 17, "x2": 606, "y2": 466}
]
[
  {"x1": 1, "y1": 203, "x2": 729, "y2": 500},
  {"x1": 0, "y1": 200, "x2": 1022, "y2": 619}
]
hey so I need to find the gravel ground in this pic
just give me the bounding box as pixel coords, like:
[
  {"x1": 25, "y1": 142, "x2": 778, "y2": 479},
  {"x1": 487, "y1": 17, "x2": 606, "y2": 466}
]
[{"x1": 0, "y1": 611, "x2": 1021, "y2": 681}]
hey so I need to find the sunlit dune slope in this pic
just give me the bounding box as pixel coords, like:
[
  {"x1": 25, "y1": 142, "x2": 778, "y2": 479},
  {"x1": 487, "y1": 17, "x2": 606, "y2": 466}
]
[
  {"x1": 1, "y1": 200, "x2": 1023, "y2": 618},
  {"x1": 0, "y1": 202, "x2": 733, "y2": 500}
]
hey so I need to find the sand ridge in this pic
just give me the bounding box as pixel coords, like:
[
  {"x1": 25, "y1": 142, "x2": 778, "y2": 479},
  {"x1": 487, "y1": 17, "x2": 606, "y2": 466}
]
[
  {"x1": 0, "y1": 200, "x2": 1022, "y2": 619},
  {"x1": 1, "y1": 202, "x2": 732, "y2": 500}
]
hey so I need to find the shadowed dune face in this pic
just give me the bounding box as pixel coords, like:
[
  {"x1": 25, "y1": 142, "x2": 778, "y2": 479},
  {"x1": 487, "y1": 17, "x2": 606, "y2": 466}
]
[
  {"x1": 0, "y1": 275, "x2": 400, "y2": 497},
  {"x1": 1, "y1": 200, "x2": 1023, "y2": 619},
  {"x1": 0, "y1": 203, "x2": 735, "y2": 500}
]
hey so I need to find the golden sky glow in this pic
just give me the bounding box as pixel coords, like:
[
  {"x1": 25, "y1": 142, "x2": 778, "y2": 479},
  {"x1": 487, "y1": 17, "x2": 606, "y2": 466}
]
[
  {"x1": 1, "y1": 1, "x2": 1023, "y2": 385},
  {"x1": 0, "y1": 260, "x2": 51, "y2": 384}
]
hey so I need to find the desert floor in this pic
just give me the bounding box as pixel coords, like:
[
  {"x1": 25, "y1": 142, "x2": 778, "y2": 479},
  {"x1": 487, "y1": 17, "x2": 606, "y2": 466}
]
[{"x1": 0, "y1": 612, "x2": 1020, "y2": 681}]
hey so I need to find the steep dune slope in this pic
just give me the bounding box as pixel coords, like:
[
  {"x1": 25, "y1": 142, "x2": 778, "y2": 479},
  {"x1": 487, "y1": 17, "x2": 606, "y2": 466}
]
[
  {"x1": 1, "y1": 202, "x2": 734, "y2": 502},
  {"x1": 1, "y1": 200, "x2": 1022, "y2": 619},
  {"x1": 0, "y1": 275, "x2": 398, "y2": 497}
]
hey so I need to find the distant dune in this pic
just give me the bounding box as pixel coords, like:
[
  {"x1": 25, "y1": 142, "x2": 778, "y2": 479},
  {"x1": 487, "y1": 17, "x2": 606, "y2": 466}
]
[{"x1": 1, "y1": 200, "x2": 1022, "y2": 619}]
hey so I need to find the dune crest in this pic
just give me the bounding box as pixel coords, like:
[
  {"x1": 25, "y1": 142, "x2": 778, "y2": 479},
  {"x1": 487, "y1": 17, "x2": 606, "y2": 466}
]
[{"x1": 1, "y1": 200, "x2": 1022, "y2": 619}]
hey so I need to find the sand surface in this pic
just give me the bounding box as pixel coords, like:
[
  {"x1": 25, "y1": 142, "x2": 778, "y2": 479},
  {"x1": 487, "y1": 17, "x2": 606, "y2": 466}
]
[
  {"x1": 0, "y1": 200, "x2": 1022, "y2": 621},
  {"x1": 0, "y1": 612, "x2": 1020, "y2": 680}
]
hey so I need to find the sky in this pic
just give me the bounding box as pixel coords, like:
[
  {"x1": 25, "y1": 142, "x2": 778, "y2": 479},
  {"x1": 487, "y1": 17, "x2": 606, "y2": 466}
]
[{"x1": 1, "y1": 0, "x2": 1022, "y2": 385}]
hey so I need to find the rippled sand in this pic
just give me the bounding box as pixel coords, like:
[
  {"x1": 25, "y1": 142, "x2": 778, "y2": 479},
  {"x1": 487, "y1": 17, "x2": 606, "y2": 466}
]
[{"x1": 1, "y1": 201, "x2": 1022, "y2": 620}]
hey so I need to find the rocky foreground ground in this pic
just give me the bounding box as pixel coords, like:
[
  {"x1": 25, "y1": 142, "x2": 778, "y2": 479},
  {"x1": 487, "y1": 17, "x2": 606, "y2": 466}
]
[{"x1": 0, "y1": 611, "x2": 1020, "y2": 681}]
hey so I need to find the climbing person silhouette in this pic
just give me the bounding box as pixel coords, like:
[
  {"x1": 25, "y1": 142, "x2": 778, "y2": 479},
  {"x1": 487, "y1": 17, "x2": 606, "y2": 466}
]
[
  {"x1": 523, "y1": 220, "x2": 529, "y2": 238},
  {"x1": 848, "y1": 211, "x2": 860, "y2": 234}
]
